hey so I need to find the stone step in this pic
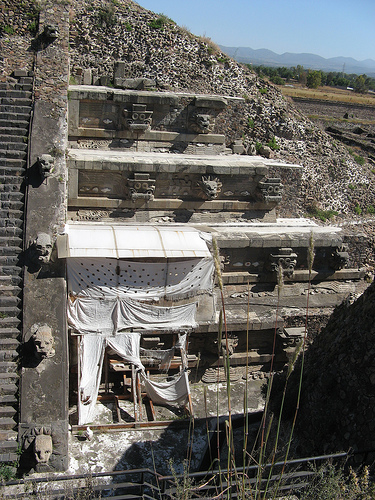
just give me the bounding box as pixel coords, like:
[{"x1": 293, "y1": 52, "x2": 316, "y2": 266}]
[
  {"x1": 0, "y1": 296, "x2": 21, "y2": 308},
  {"x1": 0, "y1": 173, "x2": 26, "y2": 187},
  {"x1": 0, "y1": 383, "x2": 18, "y2": 396},
  {"x1": 0, "y1": 350, "x2": 18, "y2": 362},
  {"x1": 0, "y1": 218, "x2": 24, "y2": 229},
  {"x1": 0, "y1": 407, "x2": 17, "y2": 421},
  {"x1": 0, "y1": 134, "x2": 27, "y2": 143},
  {"x1": 0, "y1": 90, "x2": 32, "y2": 99},
  {"x1": 0, "y1": 209, "x2": 24, "y2": 220},
  {"x1": 0, "y1": 393, "x2": 17, "y2": 406},
  {"x1": 0, "y1": 119, "x2": 29, "y2": 129},
  {"x1": 0, "y1": 439, "x2": 18, "y2": 453},
  {"x1": 0, "y1": 176, "x2": 25, "y2": 187},
  {"x1": 0, "y1": 105, "x2": 31, "y2": 115},
  {"x1": 0, "y1": 372, "x2": 18, "y2": 381},
  {"x1": 0, "y1": 338, "x2": 19, "y2": 350},
  {"x1": 19, "y1": 76, "x2": 33, "y2": 84},
  {"x1": 0, "y1": 304, "x2": 21, "y2": 317},
  {"x1": 0, "y1": 236, "x2": 23, "y2": 247},
  {"x1": 0, "y1": 362, "x2": 18, "y2": 374},
  {"x1": 0, "y1": 149, "x2": 27, "y2": 160},
  {"x1": 0, "y1": 265, "x2": 22, "y2": 277},
  {"x1": 0, "y1": 98, "x2": 32, "y2": 108},
  {"x1": 0, "y1": 173, "x2": 25, "y2": 184},
  {"x1": 0, "y1": 284, "x2": 22, "y2": 297},
  {"x1": 0, "y1": 226, "x2": 23, "y2": 237},
  {"x1": 0, "y1": 142, "x2": 28, "y2": 152},
  {"x1": 0, "y1": 193, "x2": 24, "y2": 206},
  {"x1": 0, "y1": 126, "x2": 29, "y2": 136},
  {"x1": 0, "y1": 274, "x2": 21, "y2": 284},
  {"x1": 0, "y1": 157, "x2": 26, "y2": 168},
  {"x1": 0, "y1": 418, "x2": 17, "y2": 430},
  {"x1": 0, "y1": 246, "x2": 22, "y2": 256},
  {"x1": 0, "y1": 112, "x2": 31, "y2": 122},
  {"x1": 15, "y1": 83, "x2": 32, "y2": 91},
  {"x1": 0, "y1": 452, "x2": 18, "y2": 463},
  {"x1": 0, "y1": 190, "x2": 24, "y2": 200},
  {"x1": 0, "y1": 255, "x2": 22, "y2": 267},
  {"x1": 0, "y1": 328, "x2": 20, "y2": 340},
  {"x1": 0, "y1": 205, "x2": 24, "y2": 216},
  {"x1": 0, "y1": 321, "x2": 21, "y2": 334}
]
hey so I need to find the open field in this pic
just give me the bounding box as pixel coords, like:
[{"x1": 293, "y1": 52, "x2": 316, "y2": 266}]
[{"x1": 278, "y1": 84, "x2": 375, "y2": 106}]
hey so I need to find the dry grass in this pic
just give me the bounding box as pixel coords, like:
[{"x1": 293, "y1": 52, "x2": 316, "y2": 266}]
[{"x1": 278, "y1": 84, "x2": 375, "y2": 106}]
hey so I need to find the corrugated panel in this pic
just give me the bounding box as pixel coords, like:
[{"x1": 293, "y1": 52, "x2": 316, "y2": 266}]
[{"x1": 56, "y1": 224, "x2": 211, "y2": 259}]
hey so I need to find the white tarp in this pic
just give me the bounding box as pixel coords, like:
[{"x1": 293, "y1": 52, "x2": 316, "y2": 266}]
[
  {"x1": 140, "y1": 370, "x2": 190, "y2": 406},
  {"x1": 68, "y1": 297, "x2": 198, "y2": 334},
  {"x1": 57, "y1": 225, "x2": 212, "y2": 259},
  {"x1": 67, "y1": 257, "x2": 214, "y2": 301}
]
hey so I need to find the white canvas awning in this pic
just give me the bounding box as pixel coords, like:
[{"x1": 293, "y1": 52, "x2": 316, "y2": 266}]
[{"x1": 57, "y1": 224, "x2": 212, "y2": 259}]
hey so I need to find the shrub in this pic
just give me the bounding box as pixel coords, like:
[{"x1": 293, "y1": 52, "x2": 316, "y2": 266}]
[
  {"x1": 354, "y1": 204, "x2": 362, "y2": 215},
  {"x1": 354, "y1": 155, "x2": 365, "y2": 165},
  {"x1": 124, "y1": 22, "x2": 132, "y2": 32},
  {"x1": 28, "y1": 20, "x2": 38, "y2": 34},
  {"x1": 348, "y1": 183, "x2": 355, "y2": 190},
  {"x1": 3, "y1": 25, "x2": 15, "y2": 35},
  {"x1": 367, "y1": 205, "x2": 375, "y2": 214},
  {"x1": 247, "y1": 117, "x2": 255, "y2": 129},
  {"x1": 149, "y1": 14, "x2": 172, "y2": 30},
  {"x1": 307, "y1": 207, "x2": 338, "y2": 222},
  {"x1": 259, "y1": 88, "x2": 268, "y2": 94},
  {"x1": 267, "y1": 136, "x2": 280, "y2": 151},
  {"x1": 98, "y1": 4, "x2": 117, "y2": 27}
]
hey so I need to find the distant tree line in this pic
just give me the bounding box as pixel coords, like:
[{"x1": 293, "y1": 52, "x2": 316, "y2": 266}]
[{"x1": 250, "y1": 64, "x2": 375, "y2": 93}]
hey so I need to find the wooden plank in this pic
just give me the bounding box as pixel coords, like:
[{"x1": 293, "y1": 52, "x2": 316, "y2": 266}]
[
  {"x1": 136, "y1": 371, "x2": 143, "y2": 421},
  {"x1": 132, "y1": 365, "x2": 137, "y2": 422}
]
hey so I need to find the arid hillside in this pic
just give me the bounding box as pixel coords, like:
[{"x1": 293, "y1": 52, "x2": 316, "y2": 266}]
[{"x1": 66, "y1": 0, "x2": 375, "y2": 222}]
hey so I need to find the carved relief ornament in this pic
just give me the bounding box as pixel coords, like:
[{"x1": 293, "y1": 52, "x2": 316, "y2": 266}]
[
  {"x1": 259, "y1": 177, "x2": 283, "y2": 203},
  {"x1": 122, "y1": 104, "x2": 153, "y2": 132},
  {"x1": 198, "y1": 175, "x2": 222, "y2": 200},
  {"x1": 128, "y1": 173, "x2": 156, "y2": 202},
  {"x1": 269, "y1": 248, "x2": 298, "y2": 278}
]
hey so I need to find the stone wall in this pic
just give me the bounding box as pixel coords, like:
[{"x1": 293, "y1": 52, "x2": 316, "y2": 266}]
[
  {"x1": 20, "y1": 1, "x2": 70, "y2": 472},
  {"x1": 281, "y1": 279, "x2": 375, "y2": 463}
]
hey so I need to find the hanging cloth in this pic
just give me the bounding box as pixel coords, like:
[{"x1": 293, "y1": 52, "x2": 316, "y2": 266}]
[
  {"x1": 140, "y1": 370, "x2": 190, "y2": 406},
  {"x1": 68, "y1": 296, "x2": 198, "y2": 334},
  {"x1": 67, "y1": 257, "x2": 214, "y2": 301},
  {"x1": 78, "y1": 335, "x2": 105, "y2": 425}
]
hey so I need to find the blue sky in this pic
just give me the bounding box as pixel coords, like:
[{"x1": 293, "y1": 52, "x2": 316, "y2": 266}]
[{"x1": 138, "y1": 0, "x2": 375, "y2": 62}]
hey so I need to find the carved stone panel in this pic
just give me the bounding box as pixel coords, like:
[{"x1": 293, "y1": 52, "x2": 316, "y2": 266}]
[
  {"x1": 188, "y1": 111, "x2": 214, "y2": 134},
  {"x1": 198, "y1": 175, "x2": 222, "y2": 200},
  {"x1": 78, "y1": 171, "x2": 125, "y2": 197},
  {"x1": 79, "y1": 102, "x2": 118, "y2": 129},
  {"x1": 329, "y1": 245, "x2": 350, "y2": 270},
  {"x1": 127, "y1": 173, "x2": 156, "y2": 202},
  {"x1": 259, "y1": 177, "x2": 283, "y2": 203},
  {"x1": 269, "y1": 248, "x2": 298, "y2": 278},
  {"x1": 122, "y1": 104, "x2": 153, "y2": 132}
]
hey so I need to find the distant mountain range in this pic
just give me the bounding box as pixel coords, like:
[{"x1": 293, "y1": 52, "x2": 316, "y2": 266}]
[{"x1": 219, "y1": 45, "x2": 375, "y2": 77}]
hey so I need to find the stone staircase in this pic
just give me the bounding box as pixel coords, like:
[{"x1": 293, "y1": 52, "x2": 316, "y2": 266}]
[{"x1": 0, "y1": 71, "x2": 33, "y2": 463}]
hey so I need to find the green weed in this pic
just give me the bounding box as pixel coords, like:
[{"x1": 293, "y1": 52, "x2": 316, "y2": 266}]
[{"x1": 267, "y1": 136, "x2": 280, "y2": 151}]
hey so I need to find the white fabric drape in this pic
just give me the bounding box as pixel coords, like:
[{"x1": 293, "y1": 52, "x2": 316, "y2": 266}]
[
  {"x1": 67, "y1": 257, "x2": 214, "y2": 301},
  {"x1": 78, "y1": 332, "x2": 143, "y2": 425},
  {"x1": 140, "y1": 370, "x2": 190, "y2": 405},
  {"x1": 78, "y1": 333, "x2": 191, "y2": 425},
  {"x1": 78, "y1": 335, "x2": 105, "y2": 425},
  {"x1": 68, "y1": 297, "x2": 197, "y2": 334},
  {"x1": 106, "y1": 332, "x2": 143, "y2": 371}
]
